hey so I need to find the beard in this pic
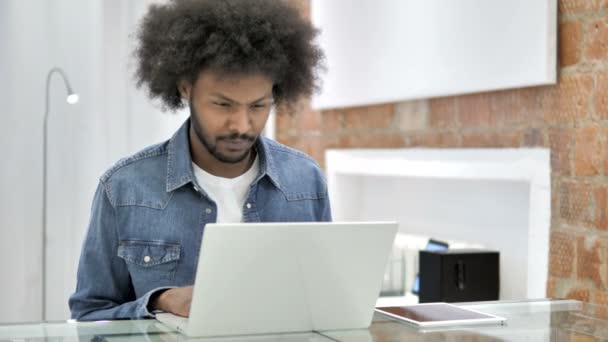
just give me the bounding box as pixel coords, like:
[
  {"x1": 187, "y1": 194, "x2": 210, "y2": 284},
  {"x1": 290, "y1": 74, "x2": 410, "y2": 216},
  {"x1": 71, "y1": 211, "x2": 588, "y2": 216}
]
[{"x1": 189, "y1": 98, "x2": 256, "y2": 164}]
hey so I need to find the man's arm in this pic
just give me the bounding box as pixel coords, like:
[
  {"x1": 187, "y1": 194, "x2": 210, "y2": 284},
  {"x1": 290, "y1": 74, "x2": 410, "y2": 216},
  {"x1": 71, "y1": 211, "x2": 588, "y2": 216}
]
[
  {"x1": 68, "y1": 181, "x2": 174, "y2": 320},
  {"x1": 319, "y1": 196, "x2": 332, "y2": 222}
]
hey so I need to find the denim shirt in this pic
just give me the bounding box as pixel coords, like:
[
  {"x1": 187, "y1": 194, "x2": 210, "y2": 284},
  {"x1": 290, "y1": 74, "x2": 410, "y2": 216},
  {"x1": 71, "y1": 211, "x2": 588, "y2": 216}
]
[{"x1": 69, "y1": 119, "x2": 332, "y2": 320}]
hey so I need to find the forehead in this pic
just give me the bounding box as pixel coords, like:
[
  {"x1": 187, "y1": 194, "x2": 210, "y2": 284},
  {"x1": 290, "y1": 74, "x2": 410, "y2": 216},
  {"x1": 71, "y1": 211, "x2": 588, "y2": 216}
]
[{"x1": 194, "y1": 70, "x2": 273, "y2": 98}]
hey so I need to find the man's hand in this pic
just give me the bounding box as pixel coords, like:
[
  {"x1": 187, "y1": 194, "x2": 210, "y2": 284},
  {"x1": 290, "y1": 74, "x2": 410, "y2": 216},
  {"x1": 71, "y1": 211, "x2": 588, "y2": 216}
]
[{"x1": 151, "y1": 286, "x2": 193, "y2": 317}]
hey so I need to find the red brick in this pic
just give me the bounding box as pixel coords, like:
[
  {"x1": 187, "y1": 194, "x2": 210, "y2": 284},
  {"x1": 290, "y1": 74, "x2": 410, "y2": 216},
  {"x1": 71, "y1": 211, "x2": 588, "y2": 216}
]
[
  {"x1": 429, "y1": 97, "x2": 458, "y2": 129},
  {"x1": 585, "y1": 19, "x2": 608, "y2": 62},
  {"x1": 550, "y1": 232, "x2": 576, "y2": 277},
  {"x1": 596, "y1": 290, "x2": 608, "y2": 320},
  {"x1": 570, "y1": 334, "x2": 597, "y2": 342},
  {"x1": 596, "y1": 0, "x2": 608, "y2": 9},
  {"x1": 395, "y1": 101, "x2": 428, "y2": 132},
  {"x1": 559, "y1": 21, "x2": 583, "y2": 67},
  {"x1": 408, "y1": 132, "x2": 460, "y2": 148},
  {"x1": 596, "y1": 73, "x2": 608, "y2": 120},
  {"x1": 594, "y1": 187, "x2": 608, "y2": 230},
  {"x1": 489, "y1": 88, "x2": 540, "y2": 127},
  {"x1": 342, "y1": 104, "x2": 396, "y2": 131},
  {"x1": 338, "y1": 133, "x2": 405, "y2": 149},
  {"x1": 287, "y1": 99, "x2": 322, "y2": 133},
  {"x1": 276, "y1": 135, "x2": 297, "y2": 148},
  {"x1": 276, "y1": 112, "x2": 296, "y2": 135},
  {"x1": 574, "y1": 125, "x2": 602, "y2": 176},
  {"x1": 540, "y1": 74, "x2": 593, "y2": 124},
  {"x1": 321, "y1": 109, "x2": 342, "y2": 134},
  {"x1": 461, "y1": 131, "x2": 520, "y2": 148},
  {"x1": 559, "y1": 181, "x2": 594, "y2": 227},
  {"x1": 457, "y1": 94, "x2": 492, "y2": 128},
  {"x1": 523, "y1": 128, "x2": 546, "y2": 147},
  {"x1": 547, "y1": 277, "x2": 557, "y2": 298},
  {"x1": 565, "y1": 287, "x2": 590, "y2": 302},
  {"x1": 289, "y1": 136, "x2": 341, "y2": 169},
  {"x1": 577, "y1": 237, "x2": 602, "y2": 287},
  {"x1": 559, "y1": 0, "x2": 595, "y2": 14},
  {"x1": 549, "y1": 128, "x2": 573, "y2": 175},
  {"x1": 552, "y1": 180, "x2": 560, "y2": 226}
]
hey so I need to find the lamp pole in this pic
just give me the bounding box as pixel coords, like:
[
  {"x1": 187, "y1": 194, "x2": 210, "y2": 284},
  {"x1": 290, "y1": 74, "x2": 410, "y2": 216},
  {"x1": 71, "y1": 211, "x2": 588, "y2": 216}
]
[{"x1": 43, "y1": 67, "x2": 78, "y2": 320}]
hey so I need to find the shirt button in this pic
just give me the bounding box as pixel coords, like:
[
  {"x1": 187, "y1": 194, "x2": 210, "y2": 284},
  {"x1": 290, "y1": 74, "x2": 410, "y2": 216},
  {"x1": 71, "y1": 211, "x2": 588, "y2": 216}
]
[
  {"x1": 246, "y1": 203, "x2": 252, "y2": 209},
  {"x1": 205, "y1": 208, "x2": 212, "y2": 214},
  {"x1": 143, "y1": 256, "x2": 151, "y2": 263}
]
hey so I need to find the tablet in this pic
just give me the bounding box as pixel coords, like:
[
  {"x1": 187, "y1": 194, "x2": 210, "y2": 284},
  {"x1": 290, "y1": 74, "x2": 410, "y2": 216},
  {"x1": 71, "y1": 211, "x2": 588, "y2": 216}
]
[{"x1": 375, "y1": 303, "x2": 506, "y2": 328}]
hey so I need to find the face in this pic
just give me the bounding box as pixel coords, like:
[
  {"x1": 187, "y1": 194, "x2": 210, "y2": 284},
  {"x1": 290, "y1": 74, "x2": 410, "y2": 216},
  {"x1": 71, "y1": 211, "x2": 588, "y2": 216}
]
[{"x1": 180, "y1": 70, "x2": 274, "y2": 164}]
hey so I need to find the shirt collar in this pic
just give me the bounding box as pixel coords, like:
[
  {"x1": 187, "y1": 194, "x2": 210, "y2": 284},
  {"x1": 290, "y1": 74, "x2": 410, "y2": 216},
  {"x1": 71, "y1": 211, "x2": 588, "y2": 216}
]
[{"x1": 166, "y1": 118, "x2": 282, "y2": 192}]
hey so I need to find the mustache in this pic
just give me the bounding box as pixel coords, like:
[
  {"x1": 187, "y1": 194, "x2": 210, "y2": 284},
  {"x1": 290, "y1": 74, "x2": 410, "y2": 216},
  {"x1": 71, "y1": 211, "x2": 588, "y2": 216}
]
[{"x1": 217, "y1": 133, "x2": 256, "y2": 142}]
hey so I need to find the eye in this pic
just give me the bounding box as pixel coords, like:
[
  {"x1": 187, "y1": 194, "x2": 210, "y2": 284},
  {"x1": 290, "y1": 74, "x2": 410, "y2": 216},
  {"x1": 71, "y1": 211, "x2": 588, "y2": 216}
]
[
  {"x1": 214, "y1": 102, "x2": 231, "y2": 108},
  {"x1": 251, "y1": 103, "x2": 269, "y2": 110}
]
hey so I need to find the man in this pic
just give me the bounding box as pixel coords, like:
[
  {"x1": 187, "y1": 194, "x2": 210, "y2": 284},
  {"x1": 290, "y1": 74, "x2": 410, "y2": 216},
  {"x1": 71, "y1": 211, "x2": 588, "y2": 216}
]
[{"x1": 69, "y1": 0, "x2": 329, "y2": 320}]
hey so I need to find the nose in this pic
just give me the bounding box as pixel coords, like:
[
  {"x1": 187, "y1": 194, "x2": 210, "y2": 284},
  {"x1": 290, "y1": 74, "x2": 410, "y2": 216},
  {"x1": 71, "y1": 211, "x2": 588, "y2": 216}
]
[{"x1": 227, "y1": 106, "x2": 252, "y2": 134}]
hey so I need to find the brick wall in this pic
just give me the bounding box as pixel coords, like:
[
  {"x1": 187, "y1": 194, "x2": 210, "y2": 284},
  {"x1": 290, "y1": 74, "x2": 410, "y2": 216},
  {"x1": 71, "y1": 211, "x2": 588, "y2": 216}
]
[{"x1": 279, "y1": 0, "x2": 608, "y2": 303}]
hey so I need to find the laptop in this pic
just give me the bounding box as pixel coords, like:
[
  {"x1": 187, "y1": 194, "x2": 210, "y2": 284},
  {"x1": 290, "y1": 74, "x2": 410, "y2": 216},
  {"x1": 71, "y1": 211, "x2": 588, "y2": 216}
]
[{"x1": 156, "y1": 221, "x2": 398, "y2": 337}]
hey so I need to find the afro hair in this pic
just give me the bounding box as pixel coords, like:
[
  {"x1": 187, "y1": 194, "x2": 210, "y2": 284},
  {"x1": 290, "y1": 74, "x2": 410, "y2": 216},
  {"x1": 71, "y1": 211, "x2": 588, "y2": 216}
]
[{"x1": 133, "y1": 0, "x2": 325, "y2": 112}]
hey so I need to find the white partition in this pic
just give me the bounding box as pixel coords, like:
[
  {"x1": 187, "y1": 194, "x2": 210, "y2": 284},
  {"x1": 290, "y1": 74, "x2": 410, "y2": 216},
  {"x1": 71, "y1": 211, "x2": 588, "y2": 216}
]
[
  {"x1": 326, "y1": 148, "x2": 551, "y2": 300},
  {"x1": 312, "y1": 0, "x2": 557, "y2": 109}
]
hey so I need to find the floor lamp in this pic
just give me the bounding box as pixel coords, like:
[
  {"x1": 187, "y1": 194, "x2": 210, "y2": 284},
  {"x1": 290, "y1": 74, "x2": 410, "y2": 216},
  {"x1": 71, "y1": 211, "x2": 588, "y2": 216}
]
[{"x1": 43, "y1": 67, "x2": 79, "y2": 320}]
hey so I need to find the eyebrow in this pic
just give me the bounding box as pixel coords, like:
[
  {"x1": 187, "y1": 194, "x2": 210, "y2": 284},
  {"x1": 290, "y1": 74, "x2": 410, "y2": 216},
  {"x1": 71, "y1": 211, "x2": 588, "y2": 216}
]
[{"x1": 210, "y1": 93, "x2": 273, "y2": 105}]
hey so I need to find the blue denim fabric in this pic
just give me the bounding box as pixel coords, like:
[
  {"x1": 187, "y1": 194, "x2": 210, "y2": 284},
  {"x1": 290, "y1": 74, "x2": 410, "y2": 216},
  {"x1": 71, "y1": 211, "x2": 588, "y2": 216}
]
[{"x1": 69, "y1": 119, "x2": 332, "y2": 320}]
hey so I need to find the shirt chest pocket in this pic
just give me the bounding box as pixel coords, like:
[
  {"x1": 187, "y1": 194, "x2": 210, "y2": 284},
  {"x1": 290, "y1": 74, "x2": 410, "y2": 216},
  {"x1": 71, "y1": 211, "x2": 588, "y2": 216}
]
[{"x1": 117, "y1": 241, "x2": 181, "y2": 289}]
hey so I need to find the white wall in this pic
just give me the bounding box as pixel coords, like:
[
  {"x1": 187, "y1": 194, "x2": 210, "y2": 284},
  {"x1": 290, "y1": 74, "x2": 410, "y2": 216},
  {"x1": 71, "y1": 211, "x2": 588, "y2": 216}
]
[
  {"x1": 311, "y1": 0, "x2": 557, "y2": 109},
  {"x1": 0, "y1": 0, "x2": 187, "y2": 322}
]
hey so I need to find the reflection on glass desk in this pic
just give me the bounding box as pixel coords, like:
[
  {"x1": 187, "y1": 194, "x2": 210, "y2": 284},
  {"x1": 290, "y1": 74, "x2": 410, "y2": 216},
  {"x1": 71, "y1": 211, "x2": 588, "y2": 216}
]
[{"x1": 0, "y1": 300, "x2": 607, "y2": 341}]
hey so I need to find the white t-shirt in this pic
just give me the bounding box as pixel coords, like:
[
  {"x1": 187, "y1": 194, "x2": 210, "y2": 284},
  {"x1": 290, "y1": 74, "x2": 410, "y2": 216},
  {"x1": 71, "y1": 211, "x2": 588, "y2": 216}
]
[{"x1": 191, "y1": 156, "x2": 259, "y2": 223}]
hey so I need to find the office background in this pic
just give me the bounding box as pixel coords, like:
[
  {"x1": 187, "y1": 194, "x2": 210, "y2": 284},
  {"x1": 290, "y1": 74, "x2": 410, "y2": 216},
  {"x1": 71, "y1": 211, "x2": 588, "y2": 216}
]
[{"x1": 1, "y1": 0, "x2": 607, "y2": 323}]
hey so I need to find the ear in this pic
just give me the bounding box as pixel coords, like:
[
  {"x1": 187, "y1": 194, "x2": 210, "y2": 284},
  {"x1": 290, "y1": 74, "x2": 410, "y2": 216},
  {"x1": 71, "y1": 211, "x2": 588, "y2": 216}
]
[{"x1": 178, "y1": 79, "x2": 192, "y2": 100}]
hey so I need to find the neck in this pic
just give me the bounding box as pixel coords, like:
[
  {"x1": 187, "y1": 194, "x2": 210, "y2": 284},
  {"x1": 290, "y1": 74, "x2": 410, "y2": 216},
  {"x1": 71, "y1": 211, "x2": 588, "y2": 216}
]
[{"x1": 189, "y1": 126, "x2": 255, "y2": 178}]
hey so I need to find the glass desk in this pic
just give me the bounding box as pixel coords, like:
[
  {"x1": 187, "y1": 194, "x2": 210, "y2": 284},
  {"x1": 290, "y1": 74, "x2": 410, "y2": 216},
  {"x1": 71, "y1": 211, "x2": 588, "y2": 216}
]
[{"x1": 1, "y1": 300, "x2": 606, "y2": 341}]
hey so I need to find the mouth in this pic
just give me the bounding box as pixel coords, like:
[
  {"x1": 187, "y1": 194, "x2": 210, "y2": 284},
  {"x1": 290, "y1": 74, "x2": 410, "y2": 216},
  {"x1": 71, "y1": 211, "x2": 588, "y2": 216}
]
[{"x1": 219, "y1": 139, "x2": 252, "y2": 152}]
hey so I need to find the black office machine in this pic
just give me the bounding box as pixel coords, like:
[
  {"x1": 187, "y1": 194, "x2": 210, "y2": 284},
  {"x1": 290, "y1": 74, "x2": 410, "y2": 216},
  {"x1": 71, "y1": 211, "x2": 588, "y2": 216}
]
[{"x1": 419, "y1": 249, "x2": 499, "y2": 303}]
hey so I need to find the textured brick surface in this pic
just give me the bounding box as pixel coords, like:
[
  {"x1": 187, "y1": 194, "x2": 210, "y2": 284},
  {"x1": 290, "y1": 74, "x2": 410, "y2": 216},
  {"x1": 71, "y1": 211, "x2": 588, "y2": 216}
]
[
  {"x1": 569, "y1": 334, "x2": 598, "y2": 342},
  {"x1": 342, "y1": 104, "x2": 395, "y2": 131},
  {"x1": 461, "y1": 132, "x2": 520, "y2": 148},
  {"x1": 576, "y1": 237, "x2": 602, "y2": 287},
  {"x1": 408, "y1": 132, "x2": 460, "y2": 148},
  {"x1": 574, "y1": 126, "x2": 602, "y2": 176},
  {"x1": 549, "y1": 129, "x2": 573, "y2": 175},
  {"x1": 596, "y1": 73, "x2": 608, "y2": 120},
  {"x1": 523, "y1": 128, "x2": 546, "y2": 147},
  {"x1": 594, "y1": 187, "x2": 608, "y2": 230},
  {"x1": 276, "y1": 112, "x2": 296, "y2": 136},
  {"x1": 560, "y1": 181, "x2": 594, "y2": 227},
  {"x1": 490, "y1": 88, "x2": 540, "y2": 127},
  {"x1": 596, "y1": 290, "x2": 608, "y2": 320},
  {"x1": 338, "y1": 133, "x2": 405, "y2": 149},
  {"x1": 395, "y1": 100, "x2": 428, "y2": 132},
  {"x1": 559, "y1": 0, "x2": 595, "y2": 14},
  {"x1": 458, "y1": 94, "x2": 492, "y2": 127},
  {"x1": 540, "y1": 74, "x2": 593, "y2": 124},
  {"x1": 560, "y1": 21, "x2": 583, "y2": 67},
  {"x1": 547, "y1": 277, "x2": 557, "y2": 298},
  {"x1": 550, "y1": 232, "x2": 576, "y2": 277},
  {"x1": 429, "y1": 97, "x2": 457, "y2": 129},
  {"x1": 565, "y1": 287, "x2": 590, "y2": 302},
  {"x1": 585, "y1": 19, "x2": 608, "y2": 62},
  {"x1": 321, "y1": 109, "x2": 342, "y2": 134},
  {"x1": 297, "y1": 106, "x2": 322, "y2": 132}
]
